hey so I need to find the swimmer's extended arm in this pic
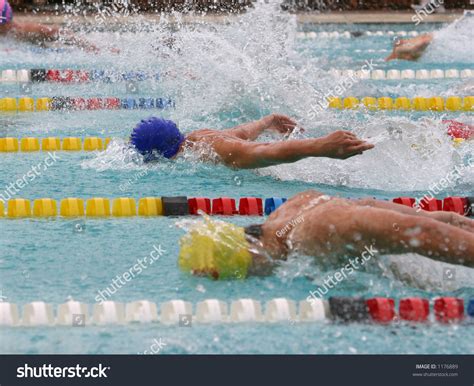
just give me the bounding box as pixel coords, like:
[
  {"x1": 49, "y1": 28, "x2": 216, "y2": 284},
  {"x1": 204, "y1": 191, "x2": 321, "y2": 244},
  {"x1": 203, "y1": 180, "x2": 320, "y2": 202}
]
[
  {"x1": 4, "y1": 21, "x2": 100, "y2": 52},
  {"x1": 352, "y1": 206, "x2": 474, "y2": 267},
  {"x1": 212, "y1": 130, "x2": 374, "y2": 169},
  {"x1": 226, "y1": 114, "x2": 301, "y2": 141},
  {"x1": 385, "y1": 33, "x2": 433, "y2": 61},
  {"x1": 357, "y1": 197, "x2": 474, "y2": 233}
]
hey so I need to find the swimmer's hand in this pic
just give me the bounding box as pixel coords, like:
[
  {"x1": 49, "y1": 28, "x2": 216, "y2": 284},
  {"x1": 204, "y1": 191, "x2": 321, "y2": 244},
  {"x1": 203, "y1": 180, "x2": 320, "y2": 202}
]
[
  {"x1": 320, "y1": 130, "x2": 374, "y2": 159},
  {"x1": 263, "y1": 114, "x2": 304, "y2": 135}
]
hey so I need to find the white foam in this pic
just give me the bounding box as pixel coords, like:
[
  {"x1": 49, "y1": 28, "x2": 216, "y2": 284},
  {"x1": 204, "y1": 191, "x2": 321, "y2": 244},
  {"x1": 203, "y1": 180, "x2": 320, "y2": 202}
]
[{"x1": 382, "y1": 254, "x2": 474, "y2": 291}]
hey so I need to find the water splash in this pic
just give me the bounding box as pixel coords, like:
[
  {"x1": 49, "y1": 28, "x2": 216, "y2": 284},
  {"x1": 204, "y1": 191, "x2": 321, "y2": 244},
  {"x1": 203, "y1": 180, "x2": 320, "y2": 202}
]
[
  {"x1": 427, "y1": 13, "x2": 474, "y2": 63},
  {"x1": 381, "y1": 253, "x2": 474, "y2": 291},
  {"x1": 2, "y1": 1, "x2": 472, "y2": 192}
]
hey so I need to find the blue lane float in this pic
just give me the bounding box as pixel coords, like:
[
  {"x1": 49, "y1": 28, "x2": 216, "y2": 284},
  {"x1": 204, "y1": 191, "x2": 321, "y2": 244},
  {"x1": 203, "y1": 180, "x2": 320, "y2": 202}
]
[
  {"x1": 264, "y1": 197, "x2": 287, "y2": 215},
  {"x1": 468, "y1": 299, "x2": 474, "y2": 317}
]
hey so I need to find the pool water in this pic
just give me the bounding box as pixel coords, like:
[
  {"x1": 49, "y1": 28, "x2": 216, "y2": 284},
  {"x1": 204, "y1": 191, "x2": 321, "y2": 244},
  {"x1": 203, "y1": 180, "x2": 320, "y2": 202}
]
[{"x1": 0, "y1": 3, "x2": 473, "y2": 354}]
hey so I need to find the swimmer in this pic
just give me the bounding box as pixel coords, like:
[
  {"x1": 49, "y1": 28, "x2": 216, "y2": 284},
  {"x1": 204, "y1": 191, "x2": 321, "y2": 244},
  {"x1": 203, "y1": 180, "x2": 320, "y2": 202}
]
[
  {"x1": 386, "y1": 10, "x2": 474, "y2": 61},
  {"x1": 130, "y1": 115, "x2": 374, "y2": 169},
  {"x1": 385, "y1": 33, "x2": 433, "y2": 61},
  {"x1": 178, "y1": 190, "x2": 474, "y2": 279},
  {"x1": 0, "y1": 0, "x2": 106, "y2": 52}
]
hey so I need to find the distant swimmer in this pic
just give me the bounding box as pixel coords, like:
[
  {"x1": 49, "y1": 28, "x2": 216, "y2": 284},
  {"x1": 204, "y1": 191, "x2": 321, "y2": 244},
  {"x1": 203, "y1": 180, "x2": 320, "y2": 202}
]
[
  {"x1": 385, "y1": 33, "x2": 433, "y2": 61},
  {"x1": 386, "y1": 10, "x2": 474, "y2": 61},
  {"x1": 130, "y1": 115, "x2": 374, "y2": 169},
  {"x1": 0, "y1": 0, "x2": 112, "y2": 52},
  {"x1": 178, "y1": 190, "x2": 474, "y2": 279}
]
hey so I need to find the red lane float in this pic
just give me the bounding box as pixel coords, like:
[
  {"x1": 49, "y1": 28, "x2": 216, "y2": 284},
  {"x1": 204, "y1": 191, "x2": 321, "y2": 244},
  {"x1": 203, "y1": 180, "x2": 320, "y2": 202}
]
[
  {"x1": 366, "y1": 297, "x2": 395, "y2": 323},
  {"x1": 75, "y1": 70, "x2": 90, "y2": 82},
  {"x1": 393, "y1": 197, "x2": 416, "y2": 208},
  {"x1": 239, "y1": 197, "x2": 263, "y2": 216},
  {"x1": 399, "y1": 298, "x2": 429, "y2": 322},
  {"x1": 104, "y1": 97, "x2": 121, "y2": 110},
  {"x1": 46, "y1": 70, "x2": 61, "y2": 82},
  {"x1": 46, "y1": 69, "x2": 90, "y2": 83},
  {"x1": 419, "y1": 197, "x2": 442, "y2": 211},
  {"x1": 434, "y1": 297, "x2": 464, "y2": 323},
  {"x1": 87, "y1": 98, "x2": 103, "y2": 110},
  {"x1": 443, "y1": 197, "x2": 468, "y2": 215},
  {"x1": 73, "y1": 98, "x2": 87, "y2": 110},
  {"x1": 188, "y1": 198, "x2": 211, "y2": 215},
  {"x1": 212, "y1": 198, "x2": 237, "y2": 215},
  {"x1": 393, "y1": 196, "x2": 472, "y2": 216}
]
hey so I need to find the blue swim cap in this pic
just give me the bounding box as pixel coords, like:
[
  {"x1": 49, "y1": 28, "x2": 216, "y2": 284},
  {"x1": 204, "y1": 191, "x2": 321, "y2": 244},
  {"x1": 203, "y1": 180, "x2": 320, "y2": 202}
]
[{"x1": 131, "y1": 117, "x2": 184, "y2": 160}]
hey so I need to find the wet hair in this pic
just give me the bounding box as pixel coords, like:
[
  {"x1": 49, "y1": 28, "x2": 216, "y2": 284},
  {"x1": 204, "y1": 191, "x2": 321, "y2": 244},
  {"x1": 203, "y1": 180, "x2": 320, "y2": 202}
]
[{"x1": 244, "y1": 224, "x2": 264, "y2": 240}]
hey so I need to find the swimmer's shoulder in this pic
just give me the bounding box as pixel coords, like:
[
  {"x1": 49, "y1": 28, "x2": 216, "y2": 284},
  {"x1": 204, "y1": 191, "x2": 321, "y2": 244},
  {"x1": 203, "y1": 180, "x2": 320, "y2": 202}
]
[
  {"x1": 267, "y1": 190, "x2": 326, "y2": 220},
  {"x1": 185, "y1": 129, "x2": 213, "y2": 143}
]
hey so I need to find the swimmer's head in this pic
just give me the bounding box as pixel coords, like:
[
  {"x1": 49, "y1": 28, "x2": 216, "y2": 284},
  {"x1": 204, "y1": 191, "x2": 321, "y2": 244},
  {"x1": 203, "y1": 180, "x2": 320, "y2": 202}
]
[
  {"x1": 130, "y1": 117, "x2": 184, "y2": 161},
  {"x1": 0, "y1": 0, "x2": 13, "y2": 25},
  {"x1": 178, "y1": 217, "x2": 253, "y2": 280}
]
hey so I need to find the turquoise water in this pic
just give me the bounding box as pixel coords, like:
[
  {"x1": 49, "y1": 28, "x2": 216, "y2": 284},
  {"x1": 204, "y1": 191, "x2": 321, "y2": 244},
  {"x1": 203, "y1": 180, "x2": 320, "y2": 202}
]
[{"x1": 0, "y1": 4, "x2": 473, "y2": 354}]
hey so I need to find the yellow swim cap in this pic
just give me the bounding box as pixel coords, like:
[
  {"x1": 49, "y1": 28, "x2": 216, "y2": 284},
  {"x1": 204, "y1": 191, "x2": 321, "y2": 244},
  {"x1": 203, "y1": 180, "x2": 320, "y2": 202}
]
[{"x1": 178, "y1": 218, "x2": 252, "y2": 280}]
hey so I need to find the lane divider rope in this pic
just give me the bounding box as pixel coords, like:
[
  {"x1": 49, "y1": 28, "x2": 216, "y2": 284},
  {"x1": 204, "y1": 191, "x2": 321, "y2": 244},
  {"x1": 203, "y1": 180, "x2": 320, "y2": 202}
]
[
  {"x1": 331, "y1": 69, "x2": 473, "y2": 80},
  {"x1": 0, "y1": 69, "x2": 160, "y2": 84},
  {"x1": 0, "y1": 297, "x2": 472, "y2": 326},
  {"x1": 1, "y1": 68, "x2": 471, "y2": 84},
  {"x1": 0, "y1": 97, "x2": 175, "y2": 112},
  {"x1": 327, "y1": 96, "x2": 474, "y2": 111},
  {"x1": 0, "y1": 196, "x2": 472, "y2": 218},
  {"x1": 0, "y1": 68, "x2": 474, "y2": 83},
  {"x1": 0, "y1": 137, "x2": 111, "y2": 152},
  {"x1": 297, "y1": 30, "x2": 422, "y2": 39}
]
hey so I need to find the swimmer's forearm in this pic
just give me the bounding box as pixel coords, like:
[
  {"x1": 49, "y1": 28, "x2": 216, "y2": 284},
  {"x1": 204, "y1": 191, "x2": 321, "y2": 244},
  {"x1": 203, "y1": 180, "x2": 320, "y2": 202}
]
[
  {"x1": 361, "y1": 210, "x2": 474, "y2": 267},
  {"x1": 358, "y1": 197, "x2": 474, "y2": 233},
  {"x1": 219, "y1": 130, "x2": 371, "y2": 168},
  {"x1": 246, "y1": 138, "x2": 326, "y2": 167},
  {"x1": 396, "y1": 222, "x2": 474, "y2": 267},
  {"x1": 228, "y1": 117, "x2": 270, "y2": 140}
]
